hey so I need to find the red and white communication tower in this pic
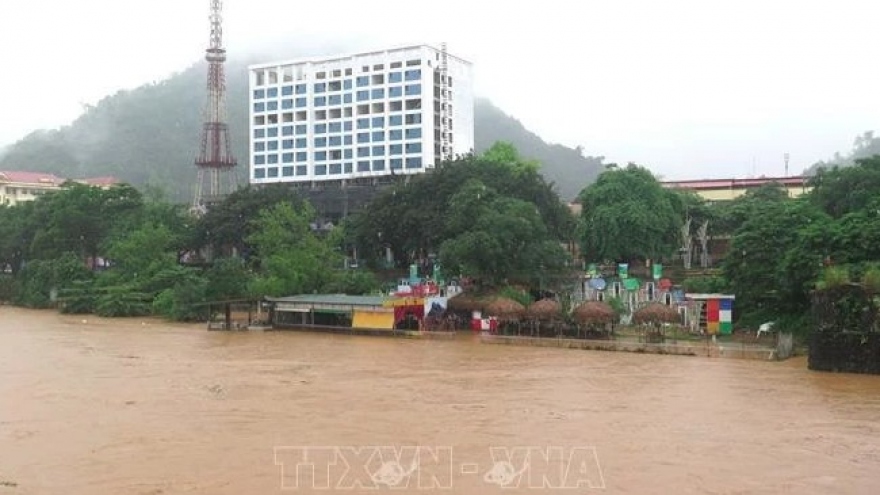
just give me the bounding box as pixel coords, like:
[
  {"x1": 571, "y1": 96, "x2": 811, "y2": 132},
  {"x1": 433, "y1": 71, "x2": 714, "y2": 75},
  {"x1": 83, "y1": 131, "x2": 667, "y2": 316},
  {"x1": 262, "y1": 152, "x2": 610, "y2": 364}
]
[{"x1": 192, "y1": 0, "x2": 237, "y2": 213}]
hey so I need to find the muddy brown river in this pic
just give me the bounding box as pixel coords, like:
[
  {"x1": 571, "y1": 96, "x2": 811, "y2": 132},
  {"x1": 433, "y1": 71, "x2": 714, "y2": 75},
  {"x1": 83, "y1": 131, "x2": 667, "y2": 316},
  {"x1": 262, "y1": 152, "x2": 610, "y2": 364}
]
[{"x1": 2, "y1": 306, "x2": 879, "y2": 494}]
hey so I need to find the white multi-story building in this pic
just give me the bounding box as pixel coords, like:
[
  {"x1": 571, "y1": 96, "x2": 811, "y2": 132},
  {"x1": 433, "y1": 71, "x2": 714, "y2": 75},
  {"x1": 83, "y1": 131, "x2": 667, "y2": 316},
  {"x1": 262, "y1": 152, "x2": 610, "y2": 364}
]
[{"x1": 247, "y1": 44, "x2": 474, "y2": 184}]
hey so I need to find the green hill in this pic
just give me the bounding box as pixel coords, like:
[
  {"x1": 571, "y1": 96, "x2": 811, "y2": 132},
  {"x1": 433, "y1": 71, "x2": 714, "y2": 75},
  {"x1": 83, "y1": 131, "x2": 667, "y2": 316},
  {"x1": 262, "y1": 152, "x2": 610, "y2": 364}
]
[{"x1": 1, "y1": 50, "x2": 604, "y2": 201}]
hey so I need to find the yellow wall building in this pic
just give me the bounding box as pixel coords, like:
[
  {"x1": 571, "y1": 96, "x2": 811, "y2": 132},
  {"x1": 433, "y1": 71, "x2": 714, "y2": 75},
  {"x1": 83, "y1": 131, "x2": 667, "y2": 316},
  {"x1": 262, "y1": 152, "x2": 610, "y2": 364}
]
[
  {"x1": 660, "y1": 176, "x2": 812, "y2": 202},
  {"x1": 0, "y1": 171, "x2": 118, "y2": 206}
]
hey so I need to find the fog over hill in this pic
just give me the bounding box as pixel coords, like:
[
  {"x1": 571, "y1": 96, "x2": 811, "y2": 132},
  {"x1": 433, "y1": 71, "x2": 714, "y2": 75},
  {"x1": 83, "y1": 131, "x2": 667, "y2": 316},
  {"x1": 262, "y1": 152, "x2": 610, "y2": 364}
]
[{"x1": 0, "y1": 46, "x2": 605, "y2": 202}]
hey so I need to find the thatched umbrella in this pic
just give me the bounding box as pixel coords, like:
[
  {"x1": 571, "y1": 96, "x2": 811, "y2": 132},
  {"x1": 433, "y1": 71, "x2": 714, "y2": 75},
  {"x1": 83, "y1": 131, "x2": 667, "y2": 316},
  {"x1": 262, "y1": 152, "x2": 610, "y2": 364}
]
[
  {"x1": 632, "y1": 303, "x2": 680, "y2": 326},
  {"x1": 483, "y1": 297, "x2": 526, "y2": 320},
  {"x1": 447, "y1": 293, "x2": 486, "y2": 312},
  {"x1": 528, "y1": 298, "x2": 561, "y2": 320},
  {"x1": 572, "y1": 301, "x2": 616, "y2": 325}
]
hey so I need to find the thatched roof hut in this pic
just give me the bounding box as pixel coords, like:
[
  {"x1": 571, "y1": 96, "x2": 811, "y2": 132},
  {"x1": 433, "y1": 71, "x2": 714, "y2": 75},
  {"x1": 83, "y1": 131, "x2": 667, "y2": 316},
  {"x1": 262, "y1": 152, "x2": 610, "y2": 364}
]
[
  {"x1": 483, "y1": 297, "x2": 526, "y2": 320},
  {"x1": 573, "y1": 301, "x2": 616, "y2": 324},
  {"x1": 447, "y1": 293, "x2": 486, "y2": 312},
  {"x1": 632, "y1": 303, "x2": 680, "y2": 325},
  {"x1": 528, "y1": 298, "x2": 561, "y2": 319}
]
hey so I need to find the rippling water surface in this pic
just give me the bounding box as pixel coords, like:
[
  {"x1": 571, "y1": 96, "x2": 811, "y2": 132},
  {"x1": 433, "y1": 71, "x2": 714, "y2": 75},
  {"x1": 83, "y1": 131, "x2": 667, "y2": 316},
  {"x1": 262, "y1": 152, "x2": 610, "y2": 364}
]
[{"x1": 2, "y1": 306, "x2": 879, "y2": 494}]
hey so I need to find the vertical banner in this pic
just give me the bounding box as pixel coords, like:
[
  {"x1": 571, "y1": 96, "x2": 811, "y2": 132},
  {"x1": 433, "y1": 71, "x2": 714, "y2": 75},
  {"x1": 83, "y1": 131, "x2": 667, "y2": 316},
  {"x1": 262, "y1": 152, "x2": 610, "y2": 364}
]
[
  {"x1": 618, "y1": 263, "x2": 629, "y2": 279},
  {"x1": 433, "y1": 262, "x2": 444, "y2": 286},
  {"x1": 652, "y1": 263, "x2": 663, "y2": 280},
  {"x1": 409, "y1": 264, "x2": 419, "y2": 285}
]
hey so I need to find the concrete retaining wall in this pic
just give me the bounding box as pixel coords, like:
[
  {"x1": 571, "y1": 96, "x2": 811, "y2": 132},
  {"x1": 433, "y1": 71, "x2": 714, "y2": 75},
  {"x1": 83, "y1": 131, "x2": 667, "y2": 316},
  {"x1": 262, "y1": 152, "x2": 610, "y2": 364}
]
[{"x1": 480, "y1": 335, "x2": 781, "y2": 360}]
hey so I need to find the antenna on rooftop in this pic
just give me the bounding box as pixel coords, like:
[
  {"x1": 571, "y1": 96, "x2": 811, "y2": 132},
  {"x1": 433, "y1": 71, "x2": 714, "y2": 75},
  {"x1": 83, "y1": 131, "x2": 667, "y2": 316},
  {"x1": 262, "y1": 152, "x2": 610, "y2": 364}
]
[{"x1": 784, "y1": 152, "x2": 790, "y2": 176}]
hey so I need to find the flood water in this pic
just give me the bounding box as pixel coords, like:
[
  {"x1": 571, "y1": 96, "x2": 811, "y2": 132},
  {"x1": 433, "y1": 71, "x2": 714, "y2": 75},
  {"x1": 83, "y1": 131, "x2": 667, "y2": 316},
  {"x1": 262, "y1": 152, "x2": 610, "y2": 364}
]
[{"x1": 2, "y1": 306, "x2": 880, "y2": 494}]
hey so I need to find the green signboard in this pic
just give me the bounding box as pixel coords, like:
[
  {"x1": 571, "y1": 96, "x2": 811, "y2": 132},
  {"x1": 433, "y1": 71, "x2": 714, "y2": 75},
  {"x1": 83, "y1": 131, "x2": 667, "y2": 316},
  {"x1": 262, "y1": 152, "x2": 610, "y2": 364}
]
[
  {"x1": 618, "y1": 263, "x2": 629, "y2": 279},
  {"x1": 652, "y1": 263, "x2": 663, "y2": 280}
]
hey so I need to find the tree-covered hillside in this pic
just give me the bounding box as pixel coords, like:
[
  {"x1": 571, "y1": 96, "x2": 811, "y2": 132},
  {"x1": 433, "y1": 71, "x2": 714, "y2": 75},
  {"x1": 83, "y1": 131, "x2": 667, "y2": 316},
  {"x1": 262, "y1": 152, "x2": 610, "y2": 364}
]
[{"x1": 0, "y1": 52, "x2": 604, "y2": 201}]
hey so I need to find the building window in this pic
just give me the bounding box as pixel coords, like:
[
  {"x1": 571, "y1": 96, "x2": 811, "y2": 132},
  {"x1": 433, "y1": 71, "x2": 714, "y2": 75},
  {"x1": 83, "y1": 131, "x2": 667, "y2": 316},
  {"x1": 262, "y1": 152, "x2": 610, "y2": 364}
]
[
  {"x1": 315, "y1": 123, "x2": 327, "y2": 134},
  {"x1": 406, "y1": 157, "x2": 422, "y2": 169},
  {"x1": 356, "y1": 90, "x2": 369, "y2": 101},
  {"x1": 296, "y1": 152, "x2": 307, "y2": 161},
  {"x1": 356, "y1": 76, "x2": 369, "y2": 87},
  {"x1": 295, "y1": 84, "x2": 306, "y2": 94},
  {"x1": 254, "y1": 89, "x2": 265, "y2": 99},
  {"x1": 295, "y1": 124, "x2": 307, "y2": 135},
  {"x1": 404, "y1": 69, "x2": 421, "y2": 81},
  {"x1": 372, "y1": 116, "x2": 385, "y2": 128},
  {"x1": 267, "y1": 167, "x2": 279, "y2": 178},
  {"x1": 389, "y1": 72, "x2": 402, "y2": 83},
  {"x1": 390, "y1": 158, "x2": 403, "y2": 170},
  {"x1": 254, "y1": 167, "x2": 266, "y2": 179},
  {"x1": 389, "y1": 115, "x2": 403, "y2": 126},
  {"x1": 372, "y1": 159, "x2": 385, "y2": 171},
  {"x1": 357, "y1": 132, "x2": 370, "y2": 143},
  {"x1": 329, "y1": 94, "x2": 342, "y2": 105},
  {"x1": 266, "y1": 101, "x2": 278, "y2": 112},
  {"x1": 267, "y1": 141, "x2": 279, "y2": 151},
  {"x1": 254, "y1": 155, "x2": 266, "y2": 165},
  {"x1": 389, "y1": 130, "x2": 403, "y2": 141},
  {"x1": 254, "y1": 102, "x2": 265, "y2": 113},
  {"x1": 267, "y1": 154, "x2": 279, "y2": 164},
  {"x1": 330, "y1": 163, "x2": 343, "y2": 174},
  {"x1": 344, "y1": 135, "x2": 353, "y2": 146},
  {"x1": 405, "y1": 128, "x2": 422, "y2": 140},
  {"x1": 281, "y1": 125, "x2": 293, "y2": 136},
  {"x1": 314, "y1": 82, "x2": 326, "y2": 93},
  {"x1": 282, "y1": 139, "x2": 293, "y2": 149},
  {"x1": 282, "y1": 85, "x2": 293, "y2": 96},
  {"x1": 315, "y1": 151, "x2": 327, "y2": 161},
  {"x1": 281, "y1": 99, "x2": 293, "y2": 109},
  {"x1": 296, "y1": 165, "x2": 307, "y2": 176},
  {"x1": 357, "y1": 161, "x2": 370, "y2": 172},
  {"x1": 371, "y1": 88, "x2": 385, "y2": 99},
  {"x1": 405, "y1": 143, "x2": 422, "y2": 153},
  {"x1": 254, "y1": 128, "x2": 266, "y2": 139},
  {"x1": 314, "y1": 96, "x2": 326, "y2": 106},
  {"x1": 389, "y1": 144, "x2": 403, "y2": 155},
  {"x1": 330, "y1": 150, "x2": 342, "y2": 160},
  {"x1": 295, "y1": 97, "x2": 306, "y2": 107},
  {"x1": 267, "y1": 127, "x2": 279, "y2": 138},
  {"x1": 267, "y1": 87, "x2": 278, "y2": 98},
  {"x1": 343, "y1": 93, "x2": 352, "y2": 104},
  {"x1": 389, "y1": 86, "x2": 403, "y2": 98},
  {"x1": 405, "y1": 113, "x2": 421, "y2": 124},
  {"x1": 282, "y1": 152, "x2": 294, "y2": 163},
  {"x1": 282, "y1": 166, "x2": 294, "y2": 177},
  {"x1": 329, "y1": 122, "x2": 342, "y2": 133},
  {"x1": 357, "y1": 118, "x2": 370, "y2": 129},
  {"x1": 344, "y1": 149, "x2": 353, "y2": 159},
  {"x1": 405, "y1": 84, "x2": 421, "y2": 96},
  {"x1": 329, "y1": 80, "x2": 342, "y2": 91},
  {"x1": 329, "y1": 136, "x2": 342, "y2": 146},
  {"x1": 343, "y1": 79, "x2": 352, "y2": 90},
  {"x1": 295, "y1": 138, "x2": 307, "y2": 148},
  {"x1": 357, "y1": 147, "x2": 370, "y2": 157},
  {"x1": 372, "y1": 145, "x2": 385, "y2": 156},
  {"x1": 372, "y1": 131, "x2": 385, "y2": 142},
  {"x1": 344, "y1": 162, "x2": 353, "y2": 173}
]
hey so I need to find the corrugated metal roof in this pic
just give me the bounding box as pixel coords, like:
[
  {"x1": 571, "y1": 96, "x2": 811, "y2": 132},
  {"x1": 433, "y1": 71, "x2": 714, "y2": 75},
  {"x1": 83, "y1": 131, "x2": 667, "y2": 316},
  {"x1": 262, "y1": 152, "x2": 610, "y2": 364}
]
[{"x1": 266, "y1": 294, "x2": 388, "y2": 306}]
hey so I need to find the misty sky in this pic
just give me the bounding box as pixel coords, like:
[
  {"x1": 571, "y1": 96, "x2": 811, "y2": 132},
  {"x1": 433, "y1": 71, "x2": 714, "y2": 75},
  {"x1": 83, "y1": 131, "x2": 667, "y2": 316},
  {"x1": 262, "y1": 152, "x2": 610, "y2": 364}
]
[{"x1": 1, "y1": 0, "x2": 878, "y2": 179}]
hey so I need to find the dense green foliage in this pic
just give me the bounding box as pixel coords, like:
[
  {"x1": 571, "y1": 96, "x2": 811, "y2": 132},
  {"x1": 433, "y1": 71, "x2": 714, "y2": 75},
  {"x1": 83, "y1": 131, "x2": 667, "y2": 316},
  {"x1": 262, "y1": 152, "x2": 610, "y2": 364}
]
[
  {"x1": 577, "y1": 164, "x2": 685, "y2": 262},
  {"x1": 346, "y1": 143, "x2": 576, "y2": 286},
  {"x1": 1, "y1": 145, "x2": 576, "y2": 319}
]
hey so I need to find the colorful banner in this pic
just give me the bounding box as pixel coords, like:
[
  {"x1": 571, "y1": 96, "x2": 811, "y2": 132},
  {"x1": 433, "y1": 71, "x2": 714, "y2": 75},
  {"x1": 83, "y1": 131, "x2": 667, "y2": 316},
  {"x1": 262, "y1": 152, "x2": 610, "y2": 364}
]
[{"x1": 618, "y1": 263, "x2": 629, "y2": 279}]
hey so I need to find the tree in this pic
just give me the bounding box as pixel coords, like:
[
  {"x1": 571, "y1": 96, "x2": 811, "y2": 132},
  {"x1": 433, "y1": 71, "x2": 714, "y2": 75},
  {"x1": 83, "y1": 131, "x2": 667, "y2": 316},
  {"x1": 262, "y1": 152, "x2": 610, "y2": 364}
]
[
  {"x1": 809, "y1": 155, "x2": 880, "y2": 218},
  {"x1": 246, "y1": 202, "x2": 343, "y2": 296},
  {"x1": 577, "y1": 163, "x2": 682, "y2": 262}
]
